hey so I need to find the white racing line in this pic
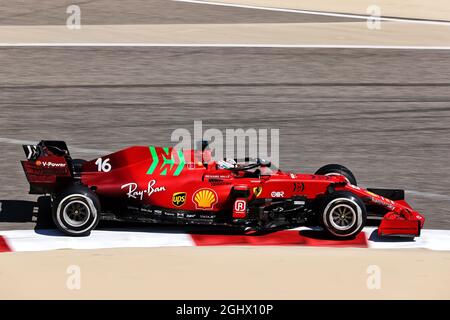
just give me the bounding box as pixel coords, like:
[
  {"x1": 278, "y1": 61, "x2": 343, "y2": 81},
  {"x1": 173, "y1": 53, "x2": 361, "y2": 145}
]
[
  {"x1": 1, "y1": 44, "x2": 450, "y2": 50},
  {"x1": 0, "y1": 229, "x2": 195, "y2": 252},
  {"x1": 173, "y1": 0, "x2": 450, "y2": 26},
  {"x1": 1, "y1": 227, "x2": 450, "y2": 252},
  {"x1": 1, "y1": 0, "x2": 450, "y2": 48}
]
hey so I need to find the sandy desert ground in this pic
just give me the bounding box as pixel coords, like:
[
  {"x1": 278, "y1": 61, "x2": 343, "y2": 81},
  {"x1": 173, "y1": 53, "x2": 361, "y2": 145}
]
[{"x1": 0, "y1": 246, "x2": 449, "y2": 299}]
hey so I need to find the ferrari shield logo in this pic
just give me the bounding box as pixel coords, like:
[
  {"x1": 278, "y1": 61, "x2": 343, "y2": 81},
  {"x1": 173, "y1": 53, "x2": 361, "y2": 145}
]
[
  {"x1": 253, "y1": 186, "x2": 262, "y2": 197},
  {"x1": 172, "y1": 192, "x2": 186, "y2": 207}
]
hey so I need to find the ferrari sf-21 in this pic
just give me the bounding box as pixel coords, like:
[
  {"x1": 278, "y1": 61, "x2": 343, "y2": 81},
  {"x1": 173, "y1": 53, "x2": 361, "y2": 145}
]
[{"x1": 21, "y1": 140, "x2": 425, "y2": 238}]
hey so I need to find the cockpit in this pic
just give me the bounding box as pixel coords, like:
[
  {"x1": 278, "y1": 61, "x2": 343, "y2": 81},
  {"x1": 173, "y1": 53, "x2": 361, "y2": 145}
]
[{"x1": 216, "y1": 157, "x2": 276, "y2": 177}]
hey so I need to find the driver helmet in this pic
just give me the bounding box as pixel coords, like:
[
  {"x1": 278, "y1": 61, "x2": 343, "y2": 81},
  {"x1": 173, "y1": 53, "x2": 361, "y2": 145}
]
[{"x1": 217, "y1": 158, "x2": 237, "y2": 169}]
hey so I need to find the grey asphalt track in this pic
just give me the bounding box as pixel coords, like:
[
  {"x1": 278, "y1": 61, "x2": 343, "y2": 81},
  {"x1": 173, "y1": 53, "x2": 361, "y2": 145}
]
[
  {"x1": 0, "y1": 47, "x2": 449, "y2": 231},
  {"x1": 0, "y1": 0, "x2": 356, "y2": 25}
]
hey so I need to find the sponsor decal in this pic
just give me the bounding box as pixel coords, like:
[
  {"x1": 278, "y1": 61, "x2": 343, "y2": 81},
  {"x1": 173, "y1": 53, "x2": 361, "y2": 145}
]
[
  {"x1": 206, "y1": 174, "x2": 233, "y2": 186},
  {"x1": 199, "y1": 214, "x2": 214, "y2": 219},
  {"x1": 233, "y1": 199, "x2": 247, "y2": 218},
  {"x1": 192, "y1": 188, "x2": 218, "y2": 210},
  {"x1": 121, "y1": 180, "x2": 166, "y2": 200},
  {"x1": 204, "y1": 174, "x2": 231, "y2": 180},
  {"x1": 147, "y1": 146, "x2": 185, "y2": 176},
  {"x1": 293, "y1": 182, "x2": 304, "y2": 193},
  {"x1": 253, "y1": 186, "x2": 263, "y2": 197},
  {"x1": 371, "y1": 197, "x2": 395, "y2": 210},
  {"x1": 209, "y1": 179, "x2": 232, "y2": 186},
  {"x1": 234, "y1": 200, "x2": 246, "y2": 212},
  {"x1": 271, "y1": 191, "x2": 285, "y2": 198},
  {"x1": 367, "y1": 191, "x2": 394, "y2": 203},
  {"x1": 172, "y1": 192, "x2": 187, "y2": 207},
  {"x1": 37, "y1": 161, "x2": 66, "y2": 168},
  {"x1": 366, "y1": 191, "x2": 395, "y2": 209},
  {"x1": 186, "y1": 163, "x2": 197, "y2": 169}
]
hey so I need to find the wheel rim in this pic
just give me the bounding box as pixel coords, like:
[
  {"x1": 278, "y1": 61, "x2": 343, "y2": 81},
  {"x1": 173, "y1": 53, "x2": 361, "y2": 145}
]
[
  {"x1": 63, "y1": 200, "x2": 90, "y2": 227},
  {"x1": 329, "y1": 203, "x2": 357, "y2": 231}
]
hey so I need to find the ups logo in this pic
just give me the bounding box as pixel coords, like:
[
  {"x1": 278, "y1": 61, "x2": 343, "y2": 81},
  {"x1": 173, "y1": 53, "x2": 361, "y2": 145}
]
[{"x1": 172, "y1": 192, "x2": 187, "y2": 207}]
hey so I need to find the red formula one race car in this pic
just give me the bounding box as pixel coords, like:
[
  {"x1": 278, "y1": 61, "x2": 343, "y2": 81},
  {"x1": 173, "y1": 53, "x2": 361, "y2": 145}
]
[{"x1": 21, "y1": 140, "x2": 424, "y2": 238}]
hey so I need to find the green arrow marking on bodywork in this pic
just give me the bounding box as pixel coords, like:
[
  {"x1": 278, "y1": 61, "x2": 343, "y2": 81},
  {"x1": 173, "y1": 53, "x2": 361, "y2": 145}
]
[
  {"x1": 160, "y1": 147, "x2": 175, "y2": 176},
  {"x1": 162, "y1": 147, "x2": 175, "y2": 169},
  {"x1": 173, "y1": 149, "x2": 185, "y2": 176},
  {"x1": 146, "y1": 146, "x2": 185, "y2": 176},
  {"x1": 147, "y1": 146, "x2": 159, "y2": 175}
]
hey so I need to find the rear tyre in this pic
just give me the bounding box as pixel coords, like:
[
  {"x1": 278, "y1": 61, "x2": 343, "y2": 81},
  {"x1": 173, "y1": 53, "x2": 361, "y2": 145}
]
[
  {"x1": 52, "y1": 185, "x2": 100, "y2": 236},
  {"x1": 315, "y1": 164, "x2": 357, "y2": 185},
  {"x1": 319, "y1": 191, "x2": 367, "y2": 239}
]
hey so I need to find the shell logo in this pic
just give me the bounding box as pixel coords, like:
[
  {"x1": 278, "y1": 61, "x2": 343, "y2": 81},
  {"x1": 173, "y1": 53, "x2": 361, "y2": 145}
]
[{"x1": 193, "y1": 188, "x2": 218, "y2": 210}]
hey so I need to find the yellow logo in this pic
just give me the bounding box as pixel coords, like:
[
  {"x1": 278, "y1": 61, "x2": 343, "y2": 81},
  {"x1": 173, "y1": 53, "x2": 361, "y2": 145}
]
[
  {"x1": 172, "y1": 192, "x2": 186, "y2": 207},
  {"x1": 253, "y1": 186, "x2": 263, "y2": 197},
  {"x1": 193, "y1": 189, "x2": 218, "y2": 210}
]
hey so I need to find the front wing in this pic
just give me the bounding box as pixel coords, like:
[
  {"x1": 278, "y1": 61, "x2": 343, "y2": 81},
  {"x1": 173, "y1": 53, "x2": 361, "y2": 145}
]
[{"x1": 344, "y1": 185, "x2": 425, "y2": 237}]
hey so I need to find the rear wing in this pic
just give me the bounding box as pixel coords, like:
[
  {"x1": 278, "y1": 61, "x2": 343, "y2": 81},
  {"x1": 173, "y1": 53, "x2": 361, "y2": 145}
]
[
  {"x1": 21, "y1": 140, "x2": 73, "y2": 194},
  {"x1": 23, "y1": 140, "x2": 70, "y2": 160}
]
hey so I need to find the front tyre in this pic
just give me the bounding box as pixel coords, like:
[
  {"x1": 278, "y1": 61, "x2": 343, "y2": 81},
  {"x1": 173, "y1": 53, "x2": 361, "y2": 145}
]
[
  {"x1": 315, "y1": 164, "x2": 357, "y2": 185},
  {"x1": 52, "y1": 185, "x2": 100, "y2": 236},
  {"x1": 319, "y1": 191, "x2": 367, "y2": 239}
]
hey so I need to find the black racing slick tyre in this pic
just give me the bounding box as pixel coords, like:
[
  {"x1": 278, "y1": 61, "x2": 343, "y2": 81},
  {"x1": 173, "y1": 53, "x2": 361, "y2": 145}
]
[
  {"x1": 315, "y1": 164, "x2": 357, "y2": 186},
  {"x1": 319, "y1": 191, "x2": 367, "y2": 239},
  {"x1": 52, "y1": 185, "x2": 100, "y2": 236}
]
